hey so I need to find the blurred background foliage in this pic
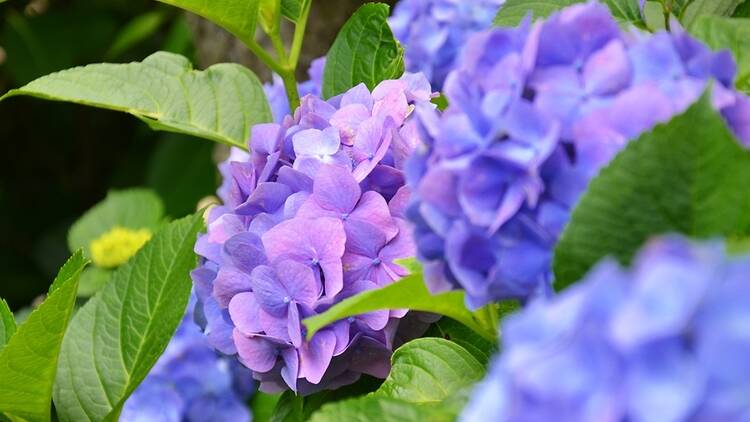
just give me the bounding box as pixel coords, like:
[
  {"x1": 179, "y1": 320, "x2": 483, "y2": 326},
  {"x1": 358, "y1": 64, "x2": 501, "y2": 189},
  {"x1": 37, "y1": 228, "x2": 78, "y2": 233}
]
[
  {"x1": 0, "y1": 0, "x2": 216, "y2": 310},
  {"x1": 0, "y1": 0, "x2": 393, "y2": 311}
]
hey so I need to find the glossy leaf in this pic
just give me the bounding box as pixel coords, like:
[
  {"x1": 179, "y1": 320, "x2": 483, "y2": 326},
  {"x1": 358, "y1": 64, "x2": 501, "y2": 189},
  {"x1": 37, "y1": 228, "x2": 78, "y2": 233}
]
[
  {"x1": 554, "y1": 93, "x2": 750, "y2": 288},
  {"x1": 1, "y1": 52, "x2": 272, "y2": 148},
  {"x1": 53, "y1": 214, "x2": 204, "y2": 422},
  {"x1": 303, "y1": 273, "x2": 496, "y2": 342},
  {"x1": 0, "y1": 251, "x2": 86, "y2": 422},
  {"x1": 154, "y1": 0, "x2": 260, "y2": 46},
  {"x1": 322, "y1": 3, "x2": 404, "y2": 98}
]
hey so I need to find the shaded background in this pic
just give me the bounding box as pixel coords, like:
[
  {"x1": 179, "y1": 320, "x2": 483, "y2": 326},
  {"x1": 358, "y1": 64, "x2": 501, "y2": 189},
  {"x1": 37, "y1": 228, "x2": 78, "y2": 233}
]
[{"x1": 0, "y1": 0, "x2": 394, "y2": 310}]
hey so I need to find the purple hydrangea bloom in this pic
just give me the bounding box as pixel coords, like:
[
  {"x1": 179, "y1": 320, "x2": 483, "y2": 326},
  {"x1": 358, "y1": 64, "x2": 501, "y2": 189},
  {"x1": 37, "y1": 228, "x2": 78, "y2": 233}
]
[
  {"x1": 462, "y1": 236, "x2": 750, "y2": 422},
  {"x1": 389, "y1": 0, "x2": 505, "y2": 90},
  {"x1": 193, "y1": 73, "x2": 436, "y2": 394},
  {"x1": 121, "y1": 301, "x2": 253, "y2": 422},
  {"x1": 406, "y1": 2, "x2": 750, "y2": 308}
]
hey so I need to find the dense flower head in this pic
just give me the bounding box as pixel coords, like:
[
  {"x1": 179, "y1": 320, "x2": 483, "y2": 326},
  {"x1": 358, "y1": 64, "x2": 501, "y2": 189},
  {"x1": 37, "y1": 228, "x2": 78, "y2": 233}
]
[
  {"x1": 389, "y1": 0, "x2": 505, "y2": 90},
  {"x1": 193, "y1": 73, "x2": 436, "y2": 394},
  {"x1": 462, "y1": 236, "x2": 750, "y2": 422},
  {"x1": 406, "y1": 1, "x2": 750, "y2": 308},
  {"x1": 121, "y1": 303, "x2": 254, "y2": 422}
]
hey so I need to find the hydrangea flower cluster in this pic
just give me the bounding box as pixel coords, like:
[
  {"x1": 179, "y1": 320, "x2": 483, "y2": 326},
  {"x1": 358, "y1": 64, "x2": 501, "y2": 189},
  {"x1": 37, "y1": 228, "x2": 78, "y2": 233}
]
[
  {"x1": 389, "y1": 0, "x2": 505, "y2": 90},
  {"x1": 121, "y1": 304, "x2": 254, "y2": 422},
  {"x1": 462, "y1": 236, "x2": 750, "y2": 421},
  {"x1": 193, "y1": 73, "x2": 436, "y2": 394},
  {"x1": 406, "y1": 2, "x2": 750, "y2": 308}
]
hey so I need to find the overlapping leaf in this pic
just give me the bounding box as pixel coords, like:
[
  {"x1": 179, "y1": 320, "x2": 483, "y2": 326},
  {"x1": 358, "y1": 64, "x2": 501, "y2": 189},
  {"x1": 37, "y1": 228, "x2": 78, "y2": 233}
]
[
  {"x1": 303, "y1": 271, "x2": 496, "y2": 342},
  {"x1": 322, "y1": 3, "x2": 404, "y2": 98},
  {"x1": 554, "y1": 93, "x2": 750, "y2": 288},
  {"x1": 53, "y1": 214, "x2": 203, "y2": 422},
  {"x1": 0, "y1": 251, "x2": 87, "y2": 422}
]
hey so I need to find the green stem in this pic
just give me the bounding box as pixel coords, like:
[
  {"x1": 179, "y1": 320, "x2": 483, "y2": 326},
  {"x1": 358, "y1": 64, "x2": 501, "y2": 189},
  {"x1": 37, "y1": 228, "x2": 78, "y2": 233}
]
[
  {"x1": 280, "y1": 68, "x2": 300, "y2": 111},
  {"x1": 289, "y1": 0, "x2": 312, "y2": 67},
  {"x1": 269, "y1": 30, "x2": 288, "y2": 65},
  {"x1": 241, "y1": 38, "x2": 286, "y2": 75}
]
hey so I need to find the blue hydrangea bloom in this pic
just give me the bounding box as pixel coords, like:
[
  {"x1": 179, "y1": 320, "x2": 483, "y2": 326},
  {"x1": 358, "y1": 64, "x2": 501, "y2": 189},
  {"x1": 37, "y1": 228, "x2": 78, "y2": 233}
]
[
  {"x1": 406, "y1": 2, "x2": 750, "y2": 308},
  {"x1": 193, "y1": 74, "x2": 437, "y2": 395},
  {"x1": 389, "y1": 0, "x2": 505, "y2": 90},
  {"x1": 462, "y1": 236, "x2": 750, "y2": 422},
  {"x1": 121, "y1": 300, "x2": 254, "y2": 422}
]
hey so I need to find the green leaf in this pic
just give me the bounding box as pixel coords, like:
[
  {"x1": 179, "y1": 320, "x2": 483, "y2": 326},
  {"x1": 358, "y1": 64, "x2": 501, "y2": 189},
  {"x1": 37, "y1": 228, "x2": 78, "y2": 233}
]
[
  {"x1": 67, "y1": 189, "x2": 164, "y2": 257},
  {"x1": 676, "y1": 0, "x2": 744, "y2": 28},
  {"x1": 309, "y1": 397, "x2": 452, "y2": 422},
  {"x1": 281, "y1": 0, "x2": 304, "y2": 22},
  {"x1": 424, "y1": 318, "x2": 497, "y2": 365},
  {"x1": 0, "y1": 300, "x2": 15, "y2": 352},
  {"x1": 252, "y1": 392, "x2": 282, "y2": 422},
  {"x1": 554, "y1": 92, "x2": 750, "y2": 289},
  {"x1": 308, "y1": 338, "x2": 484, "y2": 422},
  {"x1": 270, "y1": 376, "x2": 381, "y2": 422},
  {"x1": 76, "y1": 267, "x2": 113, "y2": 298},
  {"x1": 0, "y1": 251, "x2": 87, "y2": 422},
  {"x1": 322, "y1": 3, "x2": 405, "y2": 98},
  {"x1": 376, "y1": 338, "x2": 485, "y2": 402},
  {"x1": 1, "y1": 52, "x2": 272, "y2": 148},
  {"x1": 689, "y1": 16, "x2": 750, "y2": 92},
  {"x1": 303, "y1": 273, "x2": 496, "y2": 342},
  {"x1": 155, "y1": 0, "x2": 260, "y2": 47},
  {"x1": 48, "y1": 250, "x2": 89, "y2": 295},
  {"x1": 493, "y1": 0, "x2": 646, "y2": 28},
  {"x1": 53, "y1": 214, "x2": 204, "y2": 422}
]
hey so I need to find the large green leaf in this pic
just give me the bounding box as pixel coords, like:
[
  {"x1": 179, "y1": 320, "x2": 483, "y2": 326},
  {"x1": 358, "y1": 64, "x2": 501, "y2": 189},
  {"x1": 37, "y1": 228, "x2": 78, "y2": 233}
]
[
  {"x1": 0, "y1": 251, "x2": 87, "y2": 422},
  {"x1": 676, "y1": 0, "x2": 744, "y2": 28},
  {"x1": 67, "y1": 189, "x2": 164, "y2": 257},
  {"x1": 303, "y1": 272, "x2": 496, "y2": 342},
  {"x1": 554, "y1": 93, "x2": 750, "y2": 288},
  {"x1": 690, "y1": 16, "x2": 750, "y2": 92},
  {"x1": 424, "y1": 318, "x2": 497, "y2": 366},
  {"x1": 0, "y1": 300, "x2": 15, "y2": 352},
  {"x1": 1, "y1": 52, "x2": 272, "y2": 148},
  {"x1": 493, "y1": 0, "x2": 646, "y2": 28},
  {"x1": 322, "y1": 3, "x2": 404, "y2": 98},
  {"x1": 308, "y1": 338, "x2": 484, "y2": 422},
  {"x1": 53, "y1": 214, "x2": 204, "y2": 422},
  {"x1": 155, "y1": 0, "x2": 260, "y2": 46}
]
